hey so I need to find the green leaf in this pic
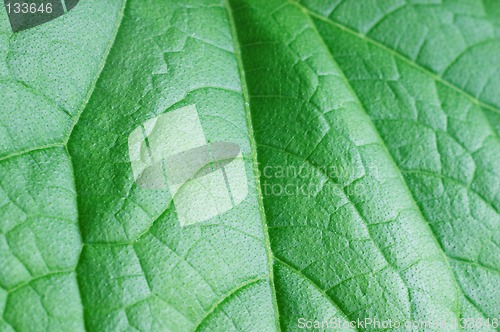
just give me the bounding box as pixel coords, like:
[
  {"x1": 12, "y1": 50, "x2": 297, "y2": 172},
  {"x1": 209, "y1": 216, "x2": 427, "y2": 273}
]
[{"x1": 1, "y1": 0, "x2": 499, "y2": 331}]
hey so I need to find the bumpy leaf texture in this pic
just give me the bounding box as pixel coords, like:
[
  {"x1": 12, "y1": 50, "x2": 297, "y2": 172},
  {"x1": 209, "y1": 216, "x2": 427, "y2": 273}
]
[{"x1": 0, "y1": 0, "x2": 499, "y2": 331}]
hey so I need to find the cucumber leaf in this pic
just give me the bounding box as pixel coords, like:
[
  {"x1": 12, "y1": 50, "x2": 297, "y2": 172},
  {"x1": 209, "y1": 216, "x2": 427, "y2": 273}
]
[{"x1": 1, "y1": 0, "x2": 499, "y2": 331}]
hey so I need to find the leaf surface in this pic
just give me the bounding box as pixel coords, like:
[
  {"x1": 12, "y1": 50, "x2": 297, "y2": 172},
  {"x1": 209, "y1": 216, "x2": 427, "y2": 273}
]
[{"x1": 0, "y1": 0, "x2": 499, "y2": 331}]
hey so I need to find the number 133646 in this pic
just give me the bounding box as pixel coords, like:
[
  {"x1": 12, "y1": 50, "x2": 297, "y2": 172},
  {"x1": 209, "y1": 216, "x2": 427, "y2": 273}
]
[{"x1": 6, "y1": 2, "x2": 53, "y2": 14}]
